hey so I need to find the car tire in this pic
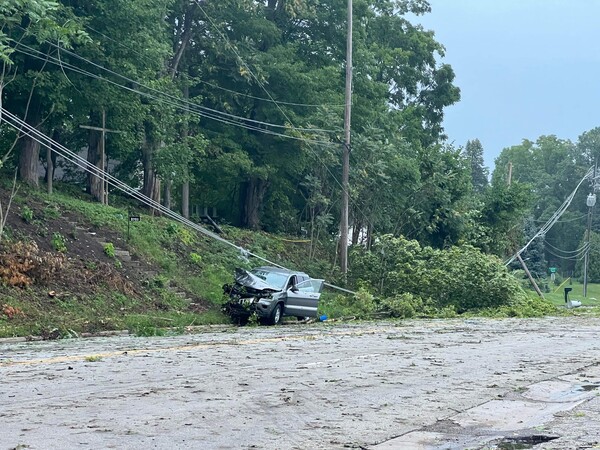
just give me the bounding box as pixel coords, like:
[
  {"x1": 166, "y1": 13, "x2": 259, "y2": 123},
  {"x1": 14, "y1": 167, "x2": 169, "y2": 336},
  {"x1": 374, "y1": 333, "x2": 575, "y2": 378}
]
[{"x1": 269, "y1": 303, "x2": 283, "y2": 325}]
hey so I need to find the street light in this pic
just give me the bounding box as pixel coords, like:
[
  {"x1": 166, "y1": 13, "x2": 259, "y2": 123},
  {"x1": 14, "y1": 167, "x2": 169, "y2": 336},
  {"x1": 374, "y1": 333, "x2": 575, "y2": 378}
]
[{"x1": 584, "y1": 192, "x2": 596, "y2": 297}]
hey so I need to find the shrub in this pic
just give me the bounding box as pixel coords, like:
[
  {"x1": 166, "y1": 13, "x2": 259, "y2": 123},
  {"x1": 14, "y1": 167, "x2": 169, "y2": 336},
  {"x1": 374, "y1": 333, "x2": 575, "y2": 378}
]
[
  {"x1": 103, "y1": 242, "x2": 115, "y2": 258},
  {"x1": 318, "y1": 288, "x2": 376, "y2": 319},
  {"x1": 350, "y1": 234, "x2": 529, "y2": 313},
  {"x1": 51, "y1": 232, "x2": 67, "y2": 253},
  {"x1": 189, "y1": 252, "x2": 202, "y2": 266},
  {"x1": 378, "y1": 293, "x2": 429, "y2": 319},
  {"x1": 21, "y1": 206, "x2": 33, "y2": 223}
]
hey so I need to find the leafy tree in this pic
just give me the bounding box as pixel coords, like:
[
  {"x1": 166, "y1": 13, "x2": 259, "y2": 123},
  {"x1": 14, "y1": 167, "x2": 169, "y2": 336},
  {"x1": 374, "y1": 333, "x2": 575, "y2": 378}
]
[
  {"x1": 463, "y1": 139, "x2": 488, "y2": 193},
  {"x1": 521, "y1": 216, "x2": 547, "y2": 278},
  {"x1": 575, "y1": 231, "x2": 600, "y2": 283},
  {"x1": 349, "y1": 234, "x2": 531, "y2": 312},
  {"x1": 1, "y1": 0, "x2": 86, "y2": 185},
  {"x1": 490, "y1": 136, "x2": 588, "y2": 266}
]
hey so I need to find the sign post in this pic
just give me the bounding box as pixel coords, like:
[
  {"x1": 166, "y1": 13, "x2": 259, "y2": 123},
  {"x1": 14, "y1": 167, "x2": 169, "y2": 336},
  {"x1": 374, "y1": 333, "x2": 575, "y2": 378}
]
[{"x1": 127, "y1": 209, "x2": 141, "y2": 241}]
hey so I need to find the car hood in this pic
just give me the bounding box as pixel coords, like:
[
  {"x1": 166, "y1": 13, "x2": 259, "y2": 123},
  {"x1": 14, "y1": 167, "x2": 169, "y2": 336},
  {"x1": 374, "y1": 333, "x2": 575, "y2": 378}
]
[{"x1": 234, "y1": 268, "x2": 280, "y2": 292}]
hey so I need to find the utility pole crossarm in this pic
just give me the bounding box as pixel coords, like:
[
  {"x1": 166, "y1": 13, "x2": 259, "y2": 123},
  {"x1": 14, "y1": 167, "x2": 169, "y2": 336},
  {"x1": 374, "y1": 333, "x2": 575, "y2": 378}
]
[{"x1": 79, "y1": 110, "x2": 124, "y2": 205}]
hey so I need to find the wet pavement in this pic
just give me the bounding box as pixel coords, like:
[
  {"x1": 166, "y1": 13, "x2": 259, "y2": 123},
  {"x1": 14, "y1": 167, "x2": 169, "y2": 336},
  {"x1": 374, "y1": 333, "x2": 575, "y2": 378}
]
[{"x1": 1, "y1": 317, "x2": 600, "y2": 449}]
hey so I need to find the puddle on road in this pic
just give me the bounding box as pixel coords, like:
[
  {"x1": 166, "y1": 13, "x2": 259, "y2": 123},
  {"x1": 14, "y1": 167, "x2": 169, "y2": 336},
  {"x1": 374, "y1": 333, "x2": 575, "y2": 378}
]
[
  {"x1": 495, "y1": 433, "x2": 559, "y2": 449},
  {"x1": 374, "y1": 379, "x2": 596, "y2": 450},
  {"x1": 521, "y1": 380, "x2": 599, "y2": 403}
]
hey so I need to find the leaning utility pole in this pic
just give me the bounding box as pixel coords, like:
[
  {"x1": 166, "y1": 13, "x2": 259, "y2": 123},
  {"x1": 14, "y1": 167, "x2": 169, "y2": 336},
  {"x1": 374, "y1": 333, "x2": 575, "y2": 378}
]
[
  {"x1": 508, "y1": 161, "x2": 543, "y2": 298},
  {"x1": 340, "y1": 0, "x2": 353, "y2": 274}
]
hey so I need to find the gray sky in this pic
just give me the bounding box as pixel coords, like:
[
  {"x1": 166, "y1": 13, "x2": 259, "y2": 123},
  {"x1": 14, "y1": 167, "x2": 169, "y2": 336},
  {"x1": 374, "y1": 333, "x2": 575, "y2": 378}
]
[{"x1": 411, "y1": 0, "x2": 600, "y2": 171}]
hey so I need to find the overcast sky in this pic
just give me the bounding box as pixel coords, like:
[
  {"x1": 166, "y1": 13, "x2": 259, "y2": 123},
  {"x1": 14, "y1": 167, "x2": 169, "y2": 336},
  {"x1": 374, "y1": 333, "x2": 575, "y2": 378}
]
[{"x1": 411, "y1": 0, "x2": 600, "y2": 171}]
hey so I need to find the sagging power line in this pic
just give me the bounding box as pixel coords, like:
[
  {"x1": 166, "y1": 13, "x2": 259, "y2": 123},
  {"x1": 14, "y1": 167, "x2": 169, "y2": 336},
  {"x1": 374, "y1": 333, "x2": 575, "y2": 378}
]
[{"x1": 0, "y1": 107, "x2": 355, "y2": 295}]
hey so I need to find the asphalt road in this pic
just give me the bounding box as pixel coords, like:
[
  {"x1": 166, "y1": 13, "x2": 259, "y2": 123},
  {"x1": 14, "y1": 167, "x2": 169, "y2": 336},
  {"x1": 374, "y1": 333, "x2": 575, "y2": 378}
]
[{"x1": 2, "y1": 317, "x2": 600, "y2": 449}]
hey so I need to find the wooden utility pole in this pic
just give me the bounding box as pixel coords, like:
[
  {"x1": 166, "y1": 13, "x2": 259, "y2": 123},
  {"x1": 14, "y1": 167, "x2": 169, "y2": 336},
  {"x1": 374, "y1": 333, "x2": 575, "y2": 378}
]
[
  {"x1": 340, "y1": 0, "x2": 353, "y2": 274},
  {"x1": 80, "y1": 110, "x2": 123, "y2": 205},
  {"x1": 46, "y1": 145, "x2": 53, "y2": 195},
  {"x1": 508, "y1": 161, "x2": 543, "y2": 297}
]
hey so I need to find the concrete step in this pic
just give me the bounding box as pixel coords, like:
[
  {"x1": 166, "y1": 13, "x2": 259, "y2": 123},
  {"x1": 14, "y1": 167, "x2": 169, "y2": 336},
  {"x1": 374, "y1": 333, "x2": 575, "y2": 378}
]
[{"x1": 114, "y1": 250, "x2": 131, "y2": 261}]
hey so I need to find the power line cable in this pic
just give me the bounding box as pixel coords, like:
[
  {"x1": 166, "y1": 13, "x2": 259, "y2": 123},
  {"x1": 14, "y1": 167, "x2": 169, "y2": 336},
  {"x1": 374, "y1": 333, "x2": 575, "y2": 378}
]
[
  {"x1": 0, "y1": 107, "x2": 355, "y2": 294},
  {"x1": 10, "y1": 42, "x2": 338, "y2": 146},
  {"x1": 543, "y1": 244, "x2": 589, "y2": 261},
  {"x1": 544, "y1": 240, "x2": 589, "y2": 255},
  {"x1": 193, "y1": 1, "x2": 379, "y2": 243},
  {"x1": 10, "y1": 34, "x2": 340, "y2": 135},
  {"x1": 84, "y1": 23, "x2": 346, "y2": 109},
  {"x1": 505, "y1": 167, "x2": 594, "y2": 266}
]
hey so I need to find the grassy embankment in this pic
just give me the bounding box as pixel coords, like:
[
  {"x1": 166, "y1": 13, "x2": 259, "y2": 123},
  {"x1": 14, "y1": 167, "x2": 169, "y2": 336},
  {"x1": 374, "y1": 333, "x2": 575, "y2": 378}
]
[{"x1": 0, "y1": 183, "x2": 336, "y2": 338}]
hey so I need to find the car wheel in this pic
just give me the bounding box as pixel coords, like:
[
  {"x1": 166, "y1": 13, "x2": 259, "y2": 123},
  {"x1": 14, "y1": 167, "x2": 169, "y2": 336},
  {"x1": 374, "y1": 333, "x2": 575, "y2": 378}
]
[{"x1": 269, "y1": 303, "x2": 283, "y2": 325}]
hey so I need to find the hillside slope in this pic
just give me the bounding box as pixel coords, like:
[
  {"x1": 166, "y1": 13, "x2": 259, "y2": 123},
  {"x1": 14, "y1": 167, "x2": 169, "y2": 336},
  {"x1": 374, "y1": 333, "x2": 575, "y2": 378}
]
[{"x1": 0, "y1": 183, "x2": 334, "y2": 338}]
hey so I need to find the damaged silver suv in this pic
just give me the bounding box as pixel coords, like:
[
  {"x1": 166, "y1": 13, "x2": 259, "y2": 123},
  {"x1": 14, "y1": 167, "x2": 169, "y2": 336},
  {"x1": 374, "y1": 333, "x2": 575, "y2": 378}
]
[{"x1": 223, "y1": 266, "x2": 324, "y2": 325}]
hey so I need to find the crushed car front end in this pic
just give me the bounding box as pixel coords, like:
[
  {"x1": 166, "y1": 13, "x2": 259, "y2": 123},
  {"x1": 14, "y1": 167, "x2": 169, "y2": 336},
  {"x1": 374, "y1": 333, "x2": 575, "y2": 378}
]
[{"x1": 223, "y1": 268, "x2": 281, "y2": 320}]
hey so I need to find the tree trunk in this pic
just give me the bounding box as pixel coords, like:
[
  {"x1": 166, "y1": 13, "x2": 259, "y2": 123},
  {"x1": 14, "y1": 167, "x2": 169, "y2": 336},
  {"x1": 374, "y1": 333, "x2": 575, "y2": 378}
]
[
  {"x1": 44, "y1": 129, "x2": 59, "y2": 194},
  {"x1": 19, "y1": 135, "x2": 40, "y2": 186},
  {"x1": 242, "y1": 177, "x2": 269, "y2": 230},
  {"x1": 86, "y1": 128, "x2": 103, "y2": 202},
  {"x1": 142, "y1": 124, "x2": 161, "y2": 213},
  {"x1": 18, "y1": 100, "x2": 42, "y2": 186},
  {"x1": 351, "y1": 217, "x2": 362, "y2": 245},
  {"x1": 164, "y1": 180, "x2": 172, "y2": 210},
  {"x1": 182, "y1": 180, "x2": 189, "y2": 218},
  {"x1": 46, "y1": 146, "x2": 53, "y2": 194},
  {"x1": 366, "y1": 222, "x2": 373, "y2": 251}
]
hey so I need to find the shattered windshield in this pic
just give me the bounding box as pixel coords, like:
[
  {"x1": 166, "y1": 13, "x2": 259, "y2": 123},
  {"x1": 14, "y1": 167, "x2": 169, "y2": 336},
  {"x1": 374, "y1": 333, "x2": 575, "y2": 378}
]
[{"x1": 250, "y1": 269, "x2": 288, "y2": 290}]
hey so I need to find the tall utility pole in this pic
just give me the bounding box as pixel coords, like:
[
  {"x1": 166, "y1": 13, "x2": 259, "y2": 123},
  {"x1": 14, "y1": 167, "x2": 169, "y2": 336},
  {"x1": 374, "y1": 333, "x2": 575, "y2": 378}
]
[
  {"x1": 583, "y1": 161, "x2": 597, "y2": 297},
  {"x1": 80, "y1": 110, "x2": 123, "y2": 205},
  {"x1": 340, "y1": 0, "x2": 353, "y2": 274},
  {"x1": 508, "y1": 161, "x2": 543, "y2": 298}
]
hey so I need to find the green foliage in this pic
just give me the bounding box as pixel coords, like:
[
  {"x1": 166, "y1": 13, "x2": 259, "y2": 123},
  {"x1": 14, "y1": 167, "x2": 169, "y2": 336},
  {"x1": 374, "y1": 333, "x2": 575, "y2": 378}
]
[
  {"x1": 51, "y1": 232, "x2": 67, "y2": 253},
  {"x1": 463, "y1": 139, "x2": 489, "y2": 194},
  {"x1": 318, "y1": 288, "x2": 377, "y2": 319},
  {"x1": 189, "y1": 252, "x2": 202, "y2": 266},
  {"x1": 151, "y1": 275, "x2": 169, "y2": 289},
  {"x1": 103, "y1": 242, "x2": 115, "y2": 258},
  {"x1": 479, "y1": 294, "x2": 557, "y2": 318},
  {"x1": 378, "y1": 293, "x2": 430, "y2": 319},
  {"x1": 575, "y1": 231, "x2": 600, "y2": 282},
  {"x1": 21, "y1": 206, "x2": 33, "y2": 223},
  {"x1": 350, "y1": 235, "x2": 529, "y2": 313}
]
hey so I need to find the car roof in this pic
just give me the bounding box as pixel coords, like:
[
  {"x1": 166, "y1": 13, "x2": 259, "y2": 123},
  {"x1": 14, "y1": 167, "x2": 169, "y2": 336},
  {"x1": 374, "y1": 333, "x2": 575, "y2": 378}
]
[{"x1": 253, "y1": 266, "x2": 309, "y2": 277}]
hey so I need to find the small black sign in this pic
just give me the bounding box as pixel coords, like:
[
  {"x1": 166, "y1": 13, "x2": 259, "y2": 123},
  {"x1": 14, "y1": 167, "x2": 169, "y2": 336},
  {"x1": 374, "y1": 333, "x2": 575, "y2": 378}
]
[{"x1": 129, "y1": 216, "x2": 141, "y2": 222}]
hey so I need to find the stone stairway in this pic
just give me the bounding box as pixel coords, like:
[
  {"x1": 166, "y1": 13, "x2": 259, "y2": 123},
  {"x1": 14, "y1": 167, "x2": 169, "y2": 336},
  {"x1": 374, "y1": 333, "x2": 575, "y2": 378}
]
[{"x1": 67, "y1": 220, "x2": 194, "y2": 304}]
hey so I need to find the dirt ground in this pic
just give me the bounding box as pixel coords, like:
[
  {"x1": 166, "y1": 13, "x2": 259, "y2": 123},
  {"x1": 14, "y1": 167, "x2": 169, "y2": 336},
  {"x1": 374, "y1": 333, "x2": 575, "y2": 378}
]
[{"x1": 2, "y1": 317, "x2": 600, "y2": 449}]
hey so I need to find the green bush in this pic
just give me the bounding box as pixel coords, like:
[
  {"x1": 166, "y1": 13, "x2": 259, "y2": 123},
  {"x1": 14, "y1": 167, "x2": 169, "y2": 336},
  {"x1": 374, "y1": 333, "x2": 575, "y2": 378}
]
[
  {"x1": 21, "y1": 206, "x2": 33, "y2": 223},
  {"x1": 350, "y1": 235, "x2": 529, "y2": 313},
  {"x1": 378, "y1": 293, "x2": 429, "y2": 319},
  {"x1": 318, "y1": 288, "x2": 376, "y2": 319},
  {"x1": 51, "y1": 232, "x2": 67, "y2": 253},
  {"x1": 189, "y1": 252, "x2": 202, "y2": 266},
  {"x1": 103, "y1": 242, "x2": 115, "y2": 258}
]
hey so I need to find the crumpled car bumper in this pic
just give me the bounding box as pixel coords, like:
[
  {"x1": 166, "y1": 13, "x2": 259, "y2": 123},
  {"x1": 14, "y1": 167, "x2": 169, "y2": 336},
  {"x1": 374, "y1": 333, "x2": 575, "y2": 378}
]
[{"x1": 224, "y1": 298, "x2": 275, "y2": 318}]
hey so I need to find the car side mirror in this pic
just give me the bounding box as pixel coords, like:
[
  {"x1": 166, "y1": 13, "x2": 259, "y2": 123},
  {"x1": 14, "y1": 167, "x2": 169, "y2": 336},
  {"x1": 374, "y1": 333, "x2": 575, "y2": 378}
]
[{"x1": 290, "y1": 285, "x2": 298, "y2": 293}]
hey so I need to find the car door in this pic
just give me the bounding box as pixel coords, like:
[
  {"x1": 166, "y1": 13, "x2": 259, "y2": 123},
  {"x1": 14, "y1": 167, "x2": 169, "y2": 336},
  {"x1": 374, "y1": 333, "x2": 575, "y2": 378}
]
[{"x1": 283, "y1": 279, "x2": 324, "y2": 318}]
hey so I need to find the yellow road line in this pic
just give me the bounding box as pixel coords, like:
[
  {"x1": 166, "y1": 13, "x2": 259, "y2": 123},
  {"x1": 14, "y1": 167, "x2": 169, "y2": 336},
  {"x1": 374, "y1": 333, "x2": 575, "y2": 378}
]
[{"x1": 0, "y1": 327, "x2": 393, "y2": 368}]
